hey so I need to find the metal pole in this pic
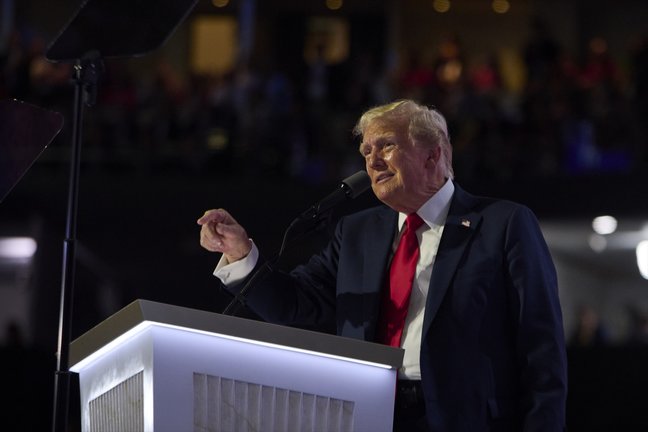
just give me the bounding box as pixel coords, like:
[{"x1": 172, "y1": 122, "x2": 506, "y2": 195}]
[{"x1": 52, "y1": 52, "x2": 102, "y2": 432}]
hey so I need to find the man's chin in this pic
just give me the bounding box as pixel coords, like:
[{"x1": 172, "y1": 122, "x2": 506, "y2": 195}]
[{"x1": 373, "y1": 187, "x2": 396, "y2": 206}]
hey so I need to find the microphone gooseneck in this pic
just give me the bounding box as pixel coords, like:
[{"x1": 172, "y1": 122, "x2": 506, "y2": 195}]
[
  {"x1": 222, "y1": 170, "x2": 371, "y2": 316},
  {"x1": 299, "y1": 170, "x2": 371, "y2": 221}
]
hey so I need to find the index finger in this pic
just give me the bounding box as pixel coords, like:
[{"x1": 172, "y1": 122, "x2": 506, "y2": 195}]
[{"x1": 197, "y1": 209, "x2": 227, "y2": 225}]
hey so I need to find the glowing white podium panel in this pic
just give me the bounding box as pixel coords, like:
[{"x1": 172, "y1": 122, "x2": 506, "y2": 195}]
[{"x1": 69, "y1": 299, "x2": 404, "y2": 432}]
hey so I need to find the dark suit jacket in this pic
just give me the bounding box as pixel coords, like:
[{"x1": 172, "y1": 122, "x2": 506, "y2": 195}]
[{"x1": 231, "y1": 184, "x2": 567, "y2": 431}]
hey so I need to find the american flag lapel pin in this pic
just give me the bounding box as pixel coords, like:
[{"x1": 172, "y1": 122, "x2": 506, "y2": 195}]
[{"x1": 461, "y1": 219, "x2": 471, "y2": 228}]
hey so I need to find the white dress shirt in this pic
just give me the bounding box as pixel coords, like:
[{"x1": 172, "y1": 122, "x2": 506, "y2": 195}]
[
  {"x1": 397, "y1": 179, "x2": 454, "y2": 379},
  {"x1": 214, "y1": 180, "x2": 455, "y2": 379}
]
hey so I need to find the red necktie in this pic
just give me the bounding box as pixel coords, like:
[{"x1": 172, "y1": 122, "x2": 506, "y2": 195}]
[{"x1": 378, "y1": 213, "x2": 425, "y2": 347}]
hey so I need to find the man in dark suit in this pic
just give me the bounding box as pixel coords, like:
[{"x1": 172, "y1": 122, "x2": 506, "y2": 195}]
[{"x1": 198, "y1": 100, "x2": 567, "y2": 431}]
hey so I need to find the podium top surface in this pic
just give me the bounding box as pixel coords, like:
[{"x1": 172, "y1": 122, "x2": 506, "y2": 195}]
[{"x1": 70, "y1": 299, "x2": 404, "y2": 370}]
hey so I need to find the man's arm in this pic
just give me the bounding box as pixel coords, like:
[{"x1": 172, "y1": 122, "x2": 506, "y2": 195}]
[
  {"x1": 506, "y1": 205, "x2": 568, "y2": 431},
  {"x1": 198, "y1": 208, "x2": 339, "y2": 331}
]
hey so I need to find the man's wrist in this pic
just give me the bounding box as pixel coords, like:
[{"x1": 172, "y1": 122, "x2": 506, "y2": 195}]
[
  {"x1": 214, "y1": 240, "x2": 258, "y2": 285},
  {"x1": 224, "y1": 239, "x2": 253, "y2": 264}
]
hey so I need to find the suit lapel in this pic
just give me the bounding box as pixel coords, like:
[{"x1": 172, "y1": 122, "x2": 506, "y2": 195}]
[
  {"x1": 361, "y1": 208, "x2": 397, "y2": 340},
  {"x1": 423, "y1": 186, "x2": 482, "y2": 336}
]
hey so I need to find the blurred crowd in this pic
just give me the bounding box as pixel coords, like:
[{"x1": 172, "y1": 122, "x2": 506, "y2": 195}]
[
  {"x1": 568, "y1": 303, "x2": 648, "y2": 349},
  {"x1": 1, "y1": 18, "x2": 647, "y2": 186},
  {"x1": 2, "y1": 16, "x2": 648, "y2": 431}
]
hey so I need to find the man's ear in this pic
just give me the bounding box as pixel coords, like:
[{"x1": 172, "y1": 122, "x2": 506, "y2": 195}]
[{"x1": 425, "y1": 145, "x2": 441, "y2": 167}]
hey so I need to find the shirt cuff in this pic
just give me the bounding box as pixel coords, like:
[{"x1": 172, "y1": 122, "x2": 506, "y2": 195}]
[{"x1": 213, "y1": 240, "x2": 259, "y2": 285}]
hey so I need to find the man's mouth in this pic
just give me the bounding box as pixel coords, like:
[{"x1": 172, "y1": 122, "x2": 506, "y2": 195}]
[{"x1": 375, "y1": 173, "x2": 394, "y2": 184}]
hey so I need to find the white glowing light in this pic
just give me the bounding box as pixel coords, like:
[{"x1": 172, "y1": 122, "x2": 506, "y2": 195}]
[
  {"x1": 637, "y1": 241, "x2": 648, "y2": 280},
  {"x1": 70, "y1": 321, "x2": 394, "y2": 372},
  {"x1": 0, "y1": 237, "x2": 37, "y2": 259},
  {"x1": 592, "y1": 215, "x2": 618, "y2": 235}
]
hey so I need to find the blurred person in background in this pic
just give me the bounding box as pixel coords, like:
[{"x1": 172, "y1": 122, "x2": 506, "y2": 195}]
[{"x1": 568, "y1": 304, "x2": 609, "y2": 348}]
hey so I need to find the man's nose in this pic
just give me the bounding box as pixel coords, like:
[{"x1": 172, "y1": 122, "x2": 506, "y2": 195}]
[{"x1": 367, "y1": 148, "x2": 385, "y2": 168}]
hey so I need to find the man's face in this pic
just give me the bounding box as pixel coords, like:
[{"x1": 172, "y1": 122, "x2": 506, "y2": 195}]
[{"x1": 359, "y1": 121, "x2": 438, "y2": 213}]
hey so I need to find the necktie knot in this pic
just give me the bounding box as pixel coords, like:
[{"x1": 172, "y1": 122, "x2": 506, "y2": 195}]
[{"x1": 405, "y1": 213, "x2": 424, "y2": 234}]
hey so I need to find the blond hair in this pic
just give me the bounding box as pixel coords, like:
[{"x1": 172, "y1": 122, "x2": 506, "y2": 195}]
[{"x1": 353, "y1": 100, "x2": 454, "y2": 179}]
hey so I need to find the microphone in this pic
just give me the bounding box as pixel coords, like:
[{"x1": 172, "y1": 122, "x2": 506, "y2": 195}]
[{"x1": 299, "y1": 170, "x2": 371, "y2": 221}]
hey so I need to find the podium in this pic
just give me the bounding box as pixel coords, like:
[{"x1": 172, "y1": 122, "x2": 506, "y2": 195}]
[{"x1": 69, "y1": 300, "x2": 404, "y2": 432}]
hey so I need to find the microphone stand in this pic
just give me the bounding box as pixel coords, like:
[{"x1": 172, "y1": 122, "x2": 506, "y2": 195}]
[
  {"x1": 52, "y1": 50, "x2": 104, "y2": 432},
  {"x1": 44, "y1": 2, "x2": 199, "y2": 430},
  {"x1": 221, "y1": 210, "x2": 331, "y2": 317}
]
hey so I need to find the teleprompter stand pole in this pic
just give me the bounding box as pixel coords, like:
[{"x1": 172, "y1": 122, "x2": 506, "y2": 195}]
[
  {"x1": 45, "y1": 1, "x2": 199, "y2": 429},
  {"x1": 51, "y1": 51, "x2": 103, "y2": 432}
]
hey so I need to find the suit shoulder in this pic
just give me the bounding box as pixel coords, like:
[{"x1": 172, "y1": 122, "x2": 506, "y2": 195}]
[
  {"x1": 460, "y1": 189, "x2": 535, "y2": 217},
  {"x1": 341, "y1": 204, "x2": 393, "y2": 224},
  {"x1": 333, "y1": 205, "x2": 394, "y2": 235}
]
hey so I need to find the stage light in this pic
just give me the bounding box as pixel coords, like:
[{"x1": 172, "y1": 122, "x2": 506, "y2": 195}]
[
  {"x1": 433, "y1": 0, "x2": 451, "y2": 13},
  {"x1": 637, "y1": 241, "x2": 648, "y2": 280},
  {"x1": 326, "y1": 0, "x2": 343, "y2": 11},
  {"x1": 492, "y1": 0, "x2": 510, "y2": 14},
  {"x1": 211, "y1": 0, "x2": 229, "y2": 7},
  {"x1": 592, "y1": 215, "x2": 618, "y2": 235},
  {"x1": 0, "y1": 237, "x2": 37, "y2": 259}
]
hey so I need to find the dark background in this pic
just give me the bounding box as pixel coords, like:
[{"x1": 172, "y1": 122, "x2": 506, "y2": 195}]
[{"x1": 1, "y1": 0, "x2": 648, "y2": 430}]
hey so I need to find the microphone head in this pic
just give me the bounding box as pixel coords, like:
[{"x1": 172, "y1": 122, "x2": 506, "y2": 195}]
[{"x1": 341, "y1": 170, "x2": 371, "y2": 199}]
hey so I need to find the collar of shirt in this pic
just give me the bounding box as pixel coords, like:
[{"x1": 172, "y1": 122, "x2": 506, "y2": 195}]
[{"x1": 397, "y1": 179, "x2": 455, "y2": 231}]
